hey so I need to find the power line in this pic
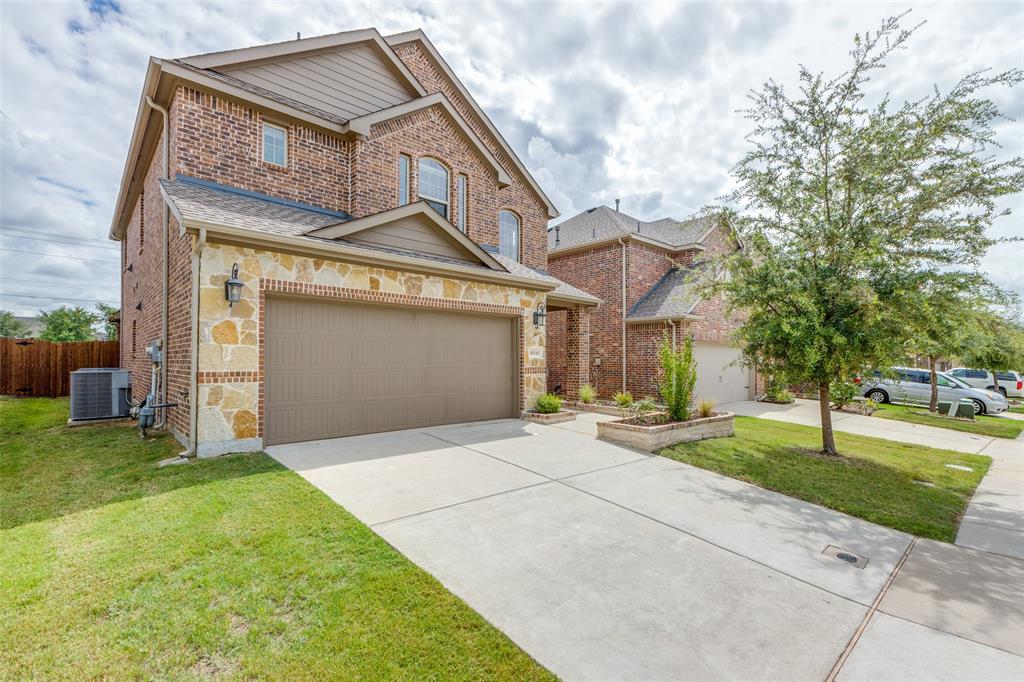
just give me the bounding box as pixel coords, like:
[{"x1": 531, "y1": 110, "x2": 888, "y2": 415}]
[
  {"x1": 0, "y1": 232, "x2": 118, "y2": 250},
  {"x1": 0, "y1": 248, "x2": 119, "y2": 265},
  {"x1": 0, "y1": 292, "x2": 117, "y2": 304},
  {"x1": 0, "y1": 276, "x2": 120, "y2": 290},
  {"x1": 1, "y1": 225, "x2": 116, "y2": 247}
]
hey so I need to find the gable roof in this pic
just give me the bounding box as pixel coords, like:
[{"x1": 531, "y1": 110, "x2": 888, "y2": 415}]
[
  {"x1": 306, "y1": 202, "x2": 505, "y2": 271},
  {"x1": 626, "y1": 264, "x2": 704, "y2": 321},
  {"x1": 386, "y1": 29, "x2": 559, "y2": 219},
  {"x1": 548, "y1": 205, "x2": 715, "y2": 254},
  {"x1": 179, "y1": 28, "x2": 426, "y2": 99},
  {"x1": 343, "y1": 93, "x2": 512, "y2": 187}
]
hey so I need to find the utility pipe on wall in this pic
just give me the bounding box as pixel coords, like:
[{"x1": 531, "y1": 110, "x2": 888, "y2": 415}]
[
  {"x1": 179, "y1": 227, "x2": 206, "y2": 459},
  {"x1": 145, "y1": 96, "x2": 170, "y2": 430},
  {"x1": 618, "y1": 238, "x2": 627, "y2": 393}
]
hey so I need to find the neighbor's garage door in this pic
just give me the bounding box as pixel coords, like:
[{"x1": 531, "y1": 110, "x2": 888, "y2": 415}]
[
  {"x1": 693, "y1": 342, "x2": 750, "y2": 405},
  {"x1": 264, "y1": 297, "x2": 516, "y2": 445}
]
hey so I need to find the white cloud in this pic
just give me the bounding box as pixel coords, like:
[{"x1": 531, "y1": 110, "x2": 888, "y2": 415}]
[{"x1": 0, "y1": 0, "x2": 1020, "y2": 316}]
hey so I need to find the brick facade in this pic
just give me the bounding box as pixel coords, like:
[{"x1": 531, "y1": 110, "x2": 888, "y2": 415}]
[
  {"x1": 547, "y1": 223, "x2": 745, "y2": 400},
  {"x1": 118, "y1": 36, "x2": 563, "y2": 450}
]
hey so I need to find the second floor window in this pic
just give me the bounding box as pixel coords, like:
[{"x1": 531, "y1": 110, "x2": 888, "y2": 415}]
[
  {"x1": 456, "y1": 174, "x2": 467, "y2": 231},
  {"x1": 398, "y1": 154, "x2": 410, "y2": 206},
  {"x1": 262, "y1": 122, "x2": 287, "y2": 166},
  {"x1": 499, "y1": 210, "x2": 520, "y2": 261},
  {"x1": 418, "y1": 158, "x2": 449, "y2": 218}
]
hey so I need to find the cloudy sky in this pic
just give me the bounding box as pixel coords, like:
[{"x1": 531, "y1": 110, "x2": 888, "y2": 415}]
[{"x1": 1, "y1": 0, "x2": 1021, "y2": 317}]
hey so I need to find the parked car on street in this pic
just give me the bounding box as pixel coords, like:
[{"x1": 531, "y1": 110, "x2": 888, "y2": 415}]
[
  {"x1": 858, "y1": 367, "x2": 1009, "y2": 415},
  {"x1": 948, "y1": 368, "x2": 1024, "y2": 399}
]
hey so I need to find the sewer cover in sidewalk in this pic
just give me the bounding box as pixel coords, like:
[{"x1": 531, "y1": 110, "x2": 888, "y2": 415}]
[
  {"x1": 822, "y1": 545, "x2": 869, "y2": 569},
  {"x1": 945, "y1": 464, "x2": 974, "y2": 472}
]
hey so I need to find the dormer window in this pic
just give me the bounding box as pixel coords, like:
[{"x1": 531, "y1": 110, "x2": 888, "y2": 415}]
[
  {"x1": 262, "y1": 122, "x2": 287, "y2": 166},
  {"x1": 418, "y1": 158, "x2": 449, "y2": 219}
]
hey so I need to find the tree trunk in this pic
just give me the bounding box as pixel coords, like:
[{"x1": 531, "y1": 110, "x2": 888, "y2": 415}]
[
  {"x1": 991, "y1": 369, "x2": 1001, "y2": 395},
  {"x1": 819, "y1": 383, "x2": 838, "y2": 455},
  {"x1": 928, "y1": 357, "x2": 939, "y2": 413}
]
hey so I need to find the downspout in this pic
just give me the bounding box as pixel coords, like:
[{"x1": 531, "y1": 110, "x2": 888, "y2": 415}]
[
  {"x1": 180, "y1": 227, "x2": 206, "y2": 459},
  {"x1": 667, "y1": 318, "x2": 677, "y2": 350},
  {"x1": 145, "y1": 96, "x2": 170, "y2": 429},
  {"x1": 618, "y1": 238, "x2": 627, "y2": 393}
]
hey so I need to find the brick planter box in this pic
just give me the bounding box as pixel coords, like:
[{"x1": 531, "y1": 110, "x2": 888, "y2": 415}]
[
  {"x1": 522, "y1": 410, "x2": 577, "y2": 425},
  {"x1": 563, "y1": 401, "x2": 636, "y2": 418},
  {"x1": 597, "y1": 412, "x2": 735, "y2": 452}
]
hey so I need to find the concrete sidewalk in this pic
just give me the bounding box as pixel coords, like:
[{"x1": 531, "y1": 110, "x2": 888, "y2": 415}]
[
  {"x1": 955, "y1": 434, "x2": 1024, "y2": 560},
  {"x1": 724, "y1": 398, "x2": 998, "y2": 454}
]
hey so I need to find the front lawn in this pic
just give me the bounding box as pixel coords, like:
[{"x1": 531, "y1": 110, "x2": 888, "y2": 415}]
[
  {"x1": 1010, "y1": 405, "x2": 1024, "y2": 415},
  {"x1": 871, "y1": 403, "x2": 1023, "y2": 439},
  {"x1": 0, "y1": 398, "x2": 551, "y2": 680},
  {"x1": 660, "y1": 416, "x2": 990, "y2": 541}
]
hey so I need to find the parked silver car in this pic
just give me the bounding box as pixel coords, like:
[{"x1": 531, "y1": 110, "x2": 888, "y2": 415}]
[{"x1": 859, "y1": 367, "x2": 1009, "y2": 415}]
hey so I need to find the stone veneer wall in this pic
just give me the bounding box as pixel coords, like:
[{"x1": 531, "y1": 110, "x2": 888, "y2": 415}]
[{"x1": 194, "y1": 242, "x2": 546, "y2": 456}]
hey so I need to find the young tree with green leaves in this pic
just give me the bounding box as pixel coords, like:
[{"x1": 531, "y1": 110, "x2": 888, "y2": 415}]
[
  {"x1": 95, "y1": 303, "x2": 119, "y2": 341},
  {"x1": 39, "y1": 306, "x2": 100, "y2": 342},
  {"x1": 705, "y1": 14, "x2": 1023, "y2": 454},
  {"x1": 0, "y1": 310, "x2": 31, "y2": 338},
  {"x1": 658, "y1": 334, "x2": 697, "y2": 421},
  {"x1": 959, "y1": 308, "x2": 1024, "y2": 396},
  {"x1": 902, "y1": 275, "x2": 993, "y2": 412}
]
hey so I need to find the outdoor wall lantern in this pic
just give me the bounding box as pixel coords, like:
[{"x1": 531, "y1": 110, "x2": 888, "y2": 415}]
[
  {"x1": 533, "y1": 302, "x2": 547, "y2": 327},
  {"x1": 224, "y1": 263, "x2": 244, "y2": 306}
]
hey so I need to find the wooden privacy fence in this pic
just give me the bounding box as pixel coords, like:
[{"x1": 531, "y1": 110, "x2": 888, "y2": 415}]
[{"x1": 0, "y1": 338, "x2": 120, "y2": 398}]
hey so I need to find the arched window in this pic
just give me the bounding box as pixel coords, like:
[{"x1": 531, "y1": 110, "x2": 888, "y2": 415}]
[
  {"x1": 498, "y1": 210, "x2": 520, "y2": 261},
  {"x1": 418, "y1": 158, "x2": 449, "y2": 218}
]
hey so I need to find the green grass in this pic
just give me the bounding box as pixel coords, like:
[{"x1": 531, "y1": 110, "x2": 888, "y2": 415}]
[
  {"x1": 871, "y1": 403, "x2": 1023, "y2": 439},
  {"x1": 1010, "y1": 405, "x2": 1024, "y2": 415},
  {"x1": 660, "y1": 416, "x2": 990, "y2": 542},
  {"x1": 1, "y1": 398, "x2": 552, "y2": 680}
]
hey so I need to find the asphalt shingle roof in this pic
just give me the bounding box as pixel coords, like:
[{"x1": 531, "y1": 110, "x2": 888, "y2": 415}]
[
  {"x1": 492, "y1": 254, "x2": 601, "y2": 304},
  {"x1": 626, "y1": 263, "x2": 703, "y2": 320},
  {"x1": 160, "y1": 176, "x2": 350, "y2": 237},
  {"x1": 160, "y1": 176, "x2": 596, "y2": 302},
  {"x1": 548, "y1": 205, "x2": 713, "y2": 252}
]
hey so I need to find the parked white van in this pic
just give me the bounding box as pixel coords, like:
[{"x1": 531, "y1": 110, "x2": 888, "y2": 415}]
[{"x1": 948, "y1": 368, "x2": 1024, "y2": 399}]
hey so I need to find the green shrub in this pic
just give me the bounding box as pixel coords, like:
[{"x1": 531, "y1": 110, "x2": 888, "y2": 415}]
[
  {"x1": 830, "y1": 379, "x2": 858, "y2": 409},
  {"x1": 773, "y1": 389, "x2": 794, "y2": 404},
  {"x1": 658, "y1": 335, "x2": 697, "y2": 421},
  {"x1": 696, "y1": 397, "x2": 716, "y2": 418},
  {"x1": 632, "y1": 397, "x2": 658, "y2": 416},
  {"x1": 579, "y1": 383, "x2": 597, "y2": 404},
  {"x1": 612, "y1": 391, "x2": 634, "y2": 407},
  {"x1": 534, "y1": 393, "x2": 562, "y2": 414}
]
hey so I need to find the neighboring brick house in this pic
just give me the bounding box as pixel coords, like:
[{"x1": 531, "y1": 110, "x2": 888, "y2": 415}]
[
  {"x1": 110, "y1": 28, "x2": 597, "y2": 456},
  {"x1": 546, "y1": 205, "x2": 753, "y2": 404}
]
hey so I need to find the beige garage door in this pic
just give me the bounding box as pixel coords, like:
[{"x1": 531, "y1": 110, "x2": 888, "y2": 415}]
[
  {"x1": 264, "y1": 297, "x2": 516, "y2": 445},
  {"x1": 693, "y1": 342, "x2": 750, "y2": 405}
]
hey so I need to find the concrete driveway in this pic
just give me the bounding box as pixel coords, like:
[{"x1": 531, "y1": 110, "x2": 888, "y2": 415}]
[{"x1": 268, "y1": 413, "x2": 1023, "y2": 681}]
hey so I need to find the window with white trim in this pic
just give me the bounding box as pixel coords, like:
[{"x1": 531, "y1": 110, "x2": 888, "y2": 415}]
[
  {"x1": 262, "y1": 122, "x2": 287, "y2": 166},
  {"x1": 456, "y1": 174, "x2": 467, "y2": 231},
  {"x1": 499, "y1": 210, "x2": 520, "y2": 261},
  {"x1": 398, "y1": 154, "x2": 410, "y2": 206},
  {"x1": 418, "y1": 158, "x2": 449, "y2": 218}
]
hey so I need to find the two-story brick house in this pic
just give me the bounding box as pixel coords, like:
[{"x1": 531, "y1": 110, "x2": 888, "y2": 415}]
[
  {"x1": 545, "y1": 205, "x2": 753, "y2": 404},
  {"x1": 110, "y1": 28, "x2": 597, "y2": 457}
]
